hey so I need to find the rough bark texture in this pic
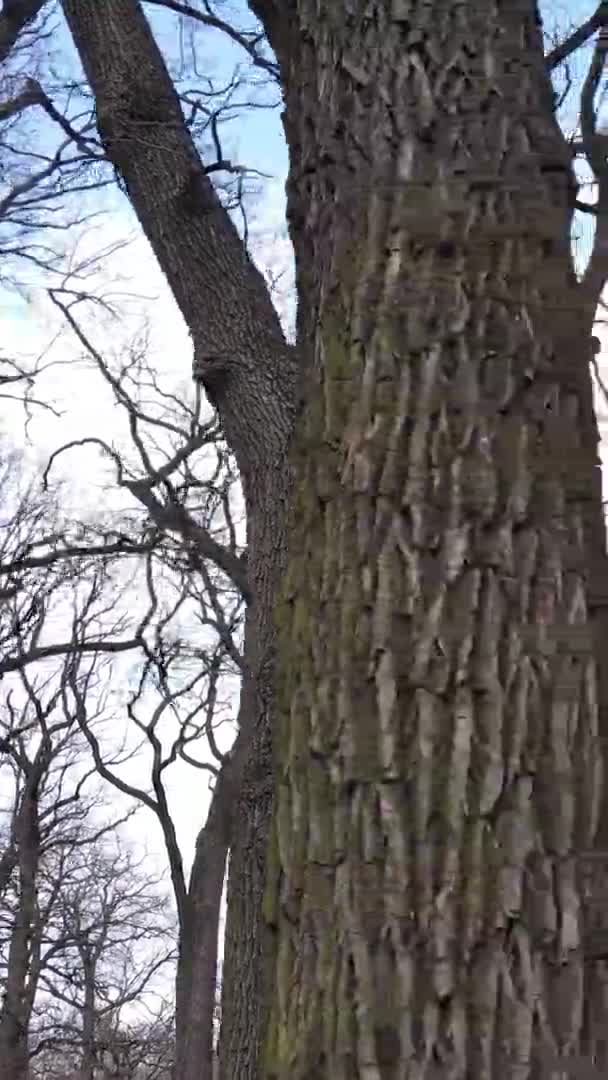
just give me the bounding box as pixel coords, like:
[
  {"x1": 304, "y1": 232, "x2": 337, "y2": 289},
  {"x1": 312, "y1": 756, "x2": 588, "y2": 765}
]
[
  {"x1": 59, "y1": 4, "x2": 296, "y2": 1077},
  {"x1": 256, "y1": 1, "x2": 608, "y2": 1076},
  {"x1": 218, "y1": 721, "x2": 276, "y2": 1078}
]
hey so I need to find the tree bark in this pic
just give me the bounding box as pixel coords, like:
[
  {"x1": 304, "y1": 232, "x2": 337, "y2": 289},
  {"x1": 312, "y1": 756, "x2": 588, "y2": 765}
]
[
  {"x1": 79, "y1": 952, "x2": 97, "y2": 1080},
  {"x1": 254, "y1": 1, "x2": 608, "y2": 1076},
  {"x1": 217, "y1": 718, "x2": 275, "y2": 1078},
  {"x1": 0, "y1": 743, "x2": 47, "y2": 1080},
  {"x1": 176, "y1": 759, "x2": 232, "y2": 1080},
  {"x1": 59, "y1": 4, "x2": 297, "y2": 1077}
]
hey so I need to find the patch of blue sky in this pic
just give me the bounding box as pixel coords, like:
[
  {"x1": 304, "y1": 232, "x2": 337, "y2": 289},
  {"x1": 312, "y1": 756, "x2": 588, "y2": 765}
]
[{"x1": 0, "y1": 0, "x2": 288, "y2": 323}]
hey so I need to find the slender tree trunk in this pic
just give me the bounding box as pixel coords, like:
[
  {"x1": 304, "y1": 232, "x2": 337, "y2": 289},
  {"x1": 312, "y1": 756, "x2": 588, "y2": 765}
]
[
  {"x1": 251, "y1": 1, "x2": 608, "y2": 1076},
  {"x1": 79, "y1": 953, "x2": 96, "y2": 1080},
  {"x1": 176, "y1": 769, "x2": 230, "y2": 1080},
  {"x1": 217, "y1": 458, "x2": 294, "y2": 1079},
  {"x1": 0, "y1": 768, "x2": 44, "y2": 1080},
  {"x1": 218, "y1": 719, "x2": 274, "y2": 1078},
  {"x1": 59, "y1": 5, "x2": 297, "y2": 1077}
]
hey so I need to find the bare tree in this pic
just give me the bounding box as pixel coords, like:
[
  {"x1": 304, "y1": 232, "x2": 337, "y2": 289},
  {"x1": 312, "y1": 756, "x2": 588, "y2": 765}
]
[
  {"x1": 0, "y1": 661, "x2": 133, "y2": 1080},
  {"x1": 63, "y1": 549, "x2": 239, "y2": 1078},
  {"x1": 0, "y1": 450, "x2": 171, "y2": 1080},
  {"x1": 93, "y1": 1011, "x2": 175, "y2": 1080},
  {"x1": 1, "y1": 5, "x2": 293, "y2": 1072},
  {"x1": 1, "y1": 300, "x2": 248, "y2": 1078},
  {"x1": 0, "y1": 609, "x2": 175, "y2": 1080},
  {"x1": 28, "y1": 984, "x2": 175, "y2": 1080},
  {"x1": 36, "y1": 305, "x2": 248, "y2": 1076},
  {"x1": 32, "y1": 843, "x2": 175, "y2": 1080}
]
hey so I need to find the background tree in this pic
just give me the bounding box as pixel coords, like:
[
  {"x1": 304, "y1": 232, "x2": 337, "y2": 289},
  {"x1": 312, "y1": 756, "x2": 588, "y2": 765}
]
[
  {"x1": 29, "y1": 1010, "x2": 176, "y2": 1080},
  {"x1": 92, "y1": 1011, "x2": 175, "y2": 1080},
  {"x1": 0, "y1": 445, "x2": 205, "y2": 1078},
  {"x1": 33, "y1": 843, "x2": 174, "y2": 1080},
  {"x1": 0, "y1": 451, "x2": 148, "y2": 1080},
  {"x1": 0, "y1": 303, "x2": 247, "y2": 1075},
  {"x1": 0, "y1": 666, "x2": 134, "y2": 1079},
  {"x1": 0, "y1": 597, "x2": 176, "y2": 1079},
  {"x1": 1, "y1": 3, "x2": 291, "y2": 1072}
]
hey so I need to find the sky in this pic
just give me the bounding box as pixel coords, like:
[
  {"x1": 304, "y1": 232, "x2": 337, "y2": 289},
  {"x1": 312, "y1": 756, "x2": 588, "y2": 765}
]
[
  {"x1": 2, "y1": 0, "x2": 608, "y2": 959},
  {"x1": 0, "y1": 1, "x2": 293, "y2": 905}
]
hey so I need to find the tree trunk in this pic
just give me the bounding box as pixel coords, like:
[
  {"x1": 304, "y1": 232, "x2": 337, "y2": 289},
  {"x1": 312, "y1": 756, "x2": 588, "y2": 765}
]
[
  {"x1": 253, "y1": 1, "x2": 608, "y2": 1076},
  {"x1": 79, "y1": 953, "x2": 96, "y2": 1080},
  {"x1": 176, "y1": 766, "x2": 230, "y2": 1080},
  {"x1": 217, "y1": 715, "x2": 275, "y2": 1078},
  {"x1": 59, "y1": 5, "x2": 297, "y2": 1077},
  {"x1": 0, "y1": 761, "x2": 44, "y2": 1080}
]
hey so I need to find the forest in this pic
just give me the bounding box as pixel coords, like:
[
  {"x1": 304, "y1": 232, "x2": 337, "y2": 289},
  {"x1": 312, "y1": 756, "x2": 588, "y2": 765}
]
[{"x1": 2, "y1": 1, "x2": 608, "y2": 1078}]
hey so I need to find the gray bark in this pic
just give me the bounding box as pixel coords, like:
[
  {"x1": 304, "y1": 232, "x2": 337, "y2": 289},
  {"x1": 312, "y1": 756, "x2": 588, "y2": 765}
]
[{"x1": 251, "y1": 0, "x2": 608, "y2": 1076}]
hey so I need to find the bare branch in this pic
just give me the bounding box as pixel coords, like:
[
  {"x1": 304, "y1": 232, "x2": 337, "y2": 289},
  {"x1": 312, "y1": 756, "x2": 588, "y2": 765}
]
[
  {"x1": 546, "y1": 2, "x2": 608, "y2": 71},
  {"x1": 60, "y1": 0, "x2": 296, "y2": 510},
  {"x1": 127, "y1": 481, "x2": 249, "y2": 601},
  {"x1": 144, "y1": 0, "x2": 279, "y2": 80},
  {"x1": 0, "y1": 537, "x2": 157, "y2": 575},
  {"x1": 47, "y1": 291, "x2": 251, "y2": 600},
  {"x1": 578, "y1": 30, "x2": 608, "y2": 319},
  {"x1": 0, "y1": 635, "x2": 144, "y2": 676},
  {"x1": 0, "y1": 0, "x2": 47, "y2": 64}
]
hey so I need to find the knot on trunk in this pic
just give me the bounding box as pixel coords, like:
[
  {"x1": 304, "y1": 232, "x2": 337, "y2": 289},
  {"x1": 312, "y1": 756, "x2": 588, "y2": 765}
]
[{"x1": 193, "y1": 353, "x2": 235, "y2": 405}]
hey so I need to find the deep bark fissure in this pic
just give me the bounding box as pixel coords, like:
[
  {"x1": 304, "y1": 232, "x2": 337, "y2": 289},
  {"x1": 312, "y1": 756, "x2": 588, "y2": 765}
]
[{"x1": 256, "y1": 2, "x2": 608, "y2": 1076}]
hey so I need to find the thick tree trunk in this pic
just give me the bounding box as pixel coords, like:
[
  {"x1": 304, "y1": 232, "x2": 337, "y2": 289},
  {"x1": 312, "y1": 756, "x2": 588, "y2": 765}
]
[
  {"x1": 254, "y1": 2, "x2": 608, "y2": 1076},
  {"x1": 59, "y1": 1, "x2": 608, "y2": 1075}
]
